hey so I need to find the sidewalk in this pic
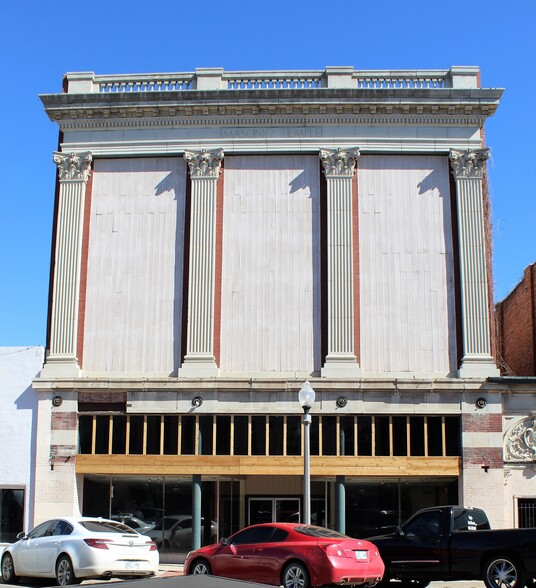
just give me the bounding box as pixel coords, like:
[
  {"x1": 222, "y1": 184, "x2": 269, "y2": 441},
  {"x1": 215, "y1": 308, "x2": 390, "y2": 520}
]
[{"x1": 157, "y1": 563, "x2": 184, "y2": 578}]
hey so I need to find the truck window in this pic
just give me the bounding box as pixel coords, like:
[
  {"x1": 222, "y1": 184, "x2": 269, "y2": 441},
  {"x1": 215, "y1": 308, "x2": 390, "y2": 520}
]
[
  {"x1": 405, "y1": 511, "x2": 442, "y2": 537},
  {"x1": 452, "y1": 508, "x2": 490, "y2": 531}
]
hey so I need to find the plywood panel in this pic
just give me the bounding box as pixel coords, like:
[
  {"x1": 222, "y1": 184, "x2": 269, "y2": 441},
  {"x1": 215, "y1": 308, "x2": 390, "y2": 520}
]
[
  {"x1": 76, "y1": 454, "x2": 460, "y2": 477},
  {"x1": 220, "y1": 156, "x2": 321, "y2": 374},
  {"x1": 84, "y1": 158, "x2": 186, "y2": 374},
  {"x1": 358, "y1": 155, "x2": 456, "y2": 375}
]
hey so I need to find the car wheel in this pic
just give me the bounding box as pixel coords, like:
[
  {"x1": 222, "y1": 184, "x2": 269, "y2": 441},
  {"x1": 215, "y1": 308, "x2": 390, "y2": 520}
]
[
  {"x1": 282, "y1": 561, "x2": 310, "y2": 588},
  {"x1": 190, "y1": 559, "x2": 212, "y2": 575},
  {"x1": 56, "y1": 555, "x2": 79, "y2": 586},
  {"x1": 484, "y1": 556, "x2": 525, "y2": 588},
  {"x1": 1, "y1": 553, "x2": 19, "y2": 584}
]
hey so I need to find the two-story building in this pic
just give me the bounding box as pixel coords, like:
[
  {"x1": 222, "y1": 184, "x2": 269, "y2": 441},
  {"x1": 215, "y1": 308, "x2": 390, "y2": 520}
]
[{"x1": 34, "y1": 65, "x2": 524, "y2": 550}]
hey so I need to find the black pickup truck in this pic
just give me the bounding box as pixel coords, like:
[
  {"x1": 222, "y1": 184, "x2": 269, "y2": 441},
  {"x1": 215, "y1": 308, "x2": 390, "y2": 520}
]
[{"x1": 367, "y1": 505, "x2": 536, "y2": 588}]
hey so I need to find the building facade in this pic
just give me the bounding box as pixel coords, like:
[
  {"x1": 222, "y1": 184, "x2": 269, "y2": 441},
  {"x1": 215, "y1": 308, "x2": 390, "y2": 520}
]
[
  {"x1": 32, "y1": 66, "x2": 533, "y2": 551},
  {"x1": 0, "y1": 346, "x2": 44, "y2": 547}
]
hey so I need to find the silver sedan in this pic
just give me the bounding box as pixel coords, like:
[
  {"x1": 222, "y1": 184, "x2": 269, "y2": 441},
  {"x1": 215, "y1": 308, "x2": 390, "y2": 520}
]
[{"x1": 1, "y1": 516, "x2": 159, "y2": 586}]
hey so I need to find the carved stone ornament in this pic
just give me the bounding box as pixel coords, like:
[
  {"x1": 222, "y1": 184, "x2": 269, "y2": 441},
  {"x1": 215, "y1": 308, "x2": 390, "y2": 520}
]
[
  {"x1": 53, "y1": 151, "x2": 92, "y2": 182},
  {"x1": 449, "y1": 148, "x2": 490, "y2": 179},
  {"x1": 504, "y1": 417, "x2": 536, "y2": 462},
  {"x1": 320, "y1": 147, "x2": 360, "y2": 177},
  {"x1": 184, "y1": 148, "x2": 224, "y2": 178}
]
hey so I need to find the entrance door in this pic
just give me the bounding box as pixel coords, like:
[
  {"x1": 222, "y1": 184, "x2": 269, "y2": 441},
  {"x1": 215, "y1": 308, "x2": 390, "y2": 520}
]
[{"x1": 248, "y1": 498, "x2": 300, "y2": 525}]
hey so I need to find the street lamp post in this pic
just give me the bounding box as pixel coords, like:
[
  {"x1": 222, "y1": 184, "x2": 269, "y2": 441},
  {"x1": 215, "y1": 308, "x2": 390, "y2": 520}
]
[{"x1": 299, "y1": 380, "x2": 315, "y2": 525}]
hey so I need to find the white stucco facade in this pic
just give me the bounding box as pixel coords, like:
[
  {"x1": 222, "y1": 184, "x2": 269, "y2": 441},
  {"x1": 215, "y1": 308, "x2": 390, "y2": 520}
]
[{"x1": 0, "y1": 346, "x2": 44, "y2": 545}]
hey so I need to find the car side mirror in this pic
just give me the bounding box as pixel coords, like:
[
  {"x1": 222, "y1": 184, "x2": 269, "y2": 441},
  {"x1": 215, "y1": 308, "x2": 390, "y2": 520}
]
[
  {"x1": 396, "y1": 525, "x2": 405, "y2": 536},
  {"x1": 220, "y1": 537, "x2": 229, "y2": 546},
  {"x1": 17, "y1": 532, "x2": 27, "y2": 540}
]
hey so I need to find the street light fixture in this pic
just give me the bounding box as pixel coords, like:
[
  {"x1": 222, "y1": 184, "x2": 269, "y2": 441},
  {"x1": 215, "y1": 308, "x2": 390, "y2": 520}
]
[{"x1": 299, "y1": 380, "x2": 315, "y2": 525}]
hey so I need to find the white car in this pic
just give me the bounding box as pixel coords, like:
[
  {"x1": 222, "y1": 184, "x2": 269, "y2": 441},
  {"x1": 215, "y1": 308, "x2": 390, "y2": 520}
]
[
  {"x1": 148, "y1": 515, "x2": 217, "y2": 548},
  {"x1": 0, "y1": 516, "x2": 159, "y2": 586},
  {"x1": 111, "y1": 514, "x2": 156, "y2": 535}
]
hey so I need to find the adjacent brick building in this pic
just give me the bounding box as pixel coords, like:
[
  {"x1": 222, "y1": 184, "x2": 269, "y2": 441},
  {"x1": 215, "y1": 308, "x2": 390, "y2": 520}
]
[{"x1": 496, "y1": 263, "x2": 536, "y2": 376}]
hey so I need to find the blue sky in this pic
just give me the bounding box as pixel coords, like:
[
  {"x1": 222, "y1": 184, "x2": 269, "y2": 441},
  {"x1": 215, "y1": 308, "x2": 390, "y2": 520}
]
[{"x1": 1, "y1": 0, "x2": 535, "y2": 346}]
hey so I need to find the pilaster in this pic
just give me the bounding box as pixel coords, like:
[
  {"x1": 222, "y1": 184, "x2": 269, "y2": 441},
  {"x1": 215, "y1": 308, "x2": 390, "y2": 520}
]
[
  {"x1": 41, "y1": 152, "x2": 92, "y2": 379},
  {"x1": 320, "y1": 147, "x2": 361, "y2": 377},
  {"x1": 179, "y1": 149, "x2": 223, "y2": 377},
  {"x1": 450, "y1": 148, "x2": 499, "y2": 378}
]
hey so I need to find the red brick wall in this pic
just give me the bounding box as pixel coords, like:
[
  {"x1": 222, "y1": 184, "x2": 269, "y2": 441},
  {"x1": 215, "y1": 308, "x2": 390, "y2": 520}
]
[
  {"x1": 462, "y1": 413, "x2": 502, "y2": 433},
  {"x1": 496, "y1": 263, "x2": 536, "y2": 375},
  {"x1": 463, "y1": 447, "x2": 502, "y2": 468},
  {"x1": 462, "y1": 413, "x2": 503, "y2": 470},
  {"x1": 51, "y1": 411, "x2": 78, "y2": 430}
]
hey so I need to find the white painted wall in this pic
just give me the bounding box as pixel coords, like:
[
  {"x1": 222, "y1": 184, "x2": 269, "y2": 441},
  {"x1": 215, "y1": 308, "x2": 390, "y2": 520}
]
[
  {"x1": 358, "y1": 155, "x2": 457, "y2": 376},
  {"x1": 220, "y1": 155, "x2": 321, "y2": 375},
  {"x1": 0, "y1": 346, "x2": 44, "y2": 543},
  {"x1": 83, "y1": 158, "x2": 186, "y2": 375}
]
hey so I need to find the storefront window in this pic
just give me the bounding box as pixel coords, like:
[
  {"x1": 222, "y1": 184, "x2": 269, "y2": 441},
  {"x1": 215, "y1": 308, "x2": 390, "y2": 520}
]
[
  {"x1": 345, "y1": 479, "x2": 458, "y2": 538},
  {"x1": 82, "y1": 476, "x2": 219, "y2": 554}
]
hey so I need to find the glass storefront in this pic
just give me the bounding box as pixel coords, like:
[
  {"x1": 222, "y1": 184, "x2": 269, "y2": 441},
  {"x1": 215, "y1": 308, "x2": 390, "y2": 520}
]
[
  {"x1": 82, "y1": 475, "x2": 457, "y2": 558},
  {"x1": 83, "y1": 476, "x2": 232, "y2": 558},
  {"x1": 345, "y1": 478, "x2": 458, "y2": 538}
]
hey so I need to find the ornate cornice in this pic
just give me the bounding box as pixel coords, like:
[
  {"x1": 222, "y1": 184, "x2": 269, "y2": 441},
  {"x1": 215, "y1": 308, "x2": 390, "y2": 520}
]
[
  {"x1": 53, "y1": 151, "x2": 92, "y2": 182},
  {"x1": 41, "y1": 86, "x2": 502, "y2": 130},
  {"x1": 320, "y1": 147, "x2": 360, "y2": 177},
  {"x1": 504, "y1": 417, "x2": 536, "y2": 462},
  {"x1": 449, "y1": 148, "x2": 490, "y2": 179},
  {"x1": 184, "y1": 148, "x2": 223, "y2": 178}
]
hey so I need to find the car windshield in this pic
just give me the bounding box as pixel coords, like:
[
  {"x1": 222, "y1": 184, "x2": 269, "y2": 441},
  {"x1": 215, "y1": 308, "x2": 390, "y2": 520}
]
[
  {"x1": 294, "y1": 525, "x2": 350, "y2": 539},
  {"x1": 80, "y1": 520, "x2": 137, "y2": 534}
]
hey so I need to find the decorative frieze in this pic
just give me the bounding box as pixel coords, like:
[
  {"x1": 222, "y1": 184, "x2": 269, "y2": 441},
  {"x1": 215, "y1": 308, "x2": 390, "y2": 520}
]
[{"x1": 504, "y1": 417, "x2": 536, "y2": 462}]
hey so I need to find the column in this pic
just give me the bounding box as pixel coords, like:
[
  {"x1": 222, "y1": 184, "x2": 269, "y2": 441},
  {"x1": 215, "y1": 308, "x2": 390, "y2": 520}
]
[
  {"x1": 41, "y1": 151, "x2": 92, "y2": 378},
  {"x1": 450, "y1": 148, "x2": 499, "y2": 378},
  {"x1": 320, "y1": 147, "x2": 361, "y2": 377},
  {"x1": 179, "y1": 149, "x2": 223, "y2": 377},
  {"x1": 336, "y1": 475, "x2": 346, "y2": 534},
  {"x1": 192, "y1": 474, "x2": 202, "y2": 551}
]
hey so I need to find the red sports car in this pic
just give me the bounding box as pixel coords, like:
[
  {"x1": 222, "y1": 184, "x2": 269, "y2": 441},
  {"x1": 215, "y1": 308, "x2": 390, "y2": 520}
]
[{"x1": 184, "y1": 522, "x2": 385, "y2": 588}]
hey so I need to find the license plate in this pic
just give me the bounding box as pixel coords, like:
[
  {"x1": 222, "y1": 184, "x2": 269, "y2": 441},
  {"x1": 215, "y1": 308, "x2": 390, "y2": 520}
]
[
  {"x1": 355, "y1": 550, "x2": 368, "y2": 560},
  {"x1": 125, "y1": 561, "x2": 140, "y2": 569}
]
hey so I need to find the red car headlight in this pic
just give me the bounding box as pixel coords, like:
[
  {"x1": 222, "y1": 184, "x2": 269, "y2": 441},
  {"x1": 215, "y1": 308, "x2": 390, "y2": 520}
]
[{"x1": 84, "y1": 538, "x2": 112, "y2": 550}]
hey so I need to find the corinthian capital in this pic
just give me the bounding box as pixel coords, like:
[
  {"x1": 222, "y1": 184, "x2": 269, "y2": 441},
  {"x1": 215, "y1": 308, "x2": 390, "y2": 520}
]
[
  {"x1": 320, "y1": 147, "x2": 360, "y2": 177},
  {"x1": 184, "y1": 148, "x2": 224, "y2": 178},
  {"x1": 53, "y1": 151, "x2": 92, "y2": 182},
  {"x1": 449, "y1": 148, "x2": 490, "y2": 179}
]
